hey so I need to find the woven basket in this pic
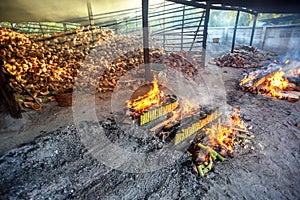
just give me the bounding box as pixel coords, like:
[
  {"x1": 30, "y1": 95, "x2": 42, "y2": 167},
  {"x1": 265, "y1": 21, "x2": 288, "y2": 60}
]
[{"x1": 54, "y1": 92, "x2": 73, "y2": 107}]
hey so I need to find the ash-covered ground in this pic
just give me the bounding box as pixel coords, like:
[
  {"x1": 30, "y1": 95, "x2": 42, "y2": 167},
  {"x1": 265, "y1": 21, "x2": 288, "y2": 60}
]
[{"x1": 0, "y1": 66, "x2": 300, "y2": 199}]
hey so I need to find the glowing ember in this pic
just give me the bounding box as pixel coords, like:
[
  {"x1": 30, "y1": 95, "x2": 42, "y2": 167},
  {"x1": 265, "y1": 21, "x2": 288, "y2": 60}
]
[
  {"x1": 265, "y1": 70, "x2": 289, "y2": 98},
  {"x1": 126, "y1": 76, "x2": 164, "y2": 114},
  {"x1": 285, "y1": 59, "x2": 290, "y2": 65}
]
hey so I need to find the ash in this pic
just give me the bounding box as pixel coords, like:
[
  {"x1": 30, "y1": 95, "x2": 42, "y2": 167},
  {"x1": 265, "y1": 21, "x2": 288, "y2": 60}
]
[{"x1": 1, "y1": 67, "x2": 300, "y2": 199}]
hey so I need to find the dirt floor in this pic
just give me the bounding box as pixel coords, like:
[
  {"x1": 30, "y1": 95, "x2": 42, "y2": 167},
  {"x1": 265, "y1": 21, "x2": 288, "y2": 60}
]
[{"x1": 0, "y1": 64, "x2": 299, "y2": 199}]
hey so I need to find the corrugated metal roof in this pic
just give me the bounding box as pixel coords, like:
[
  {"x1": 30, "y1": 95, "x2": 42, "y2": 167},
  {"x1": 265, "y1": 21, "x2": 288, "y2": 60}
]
[{"x1": 0, "y1": 0, "x2": 151, "y2": 22}]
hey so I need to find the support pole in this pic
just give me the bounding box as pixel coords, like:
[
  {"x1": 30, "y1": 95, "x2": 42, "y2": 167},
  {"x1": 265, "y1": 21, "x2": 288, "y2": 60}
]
[
  {"x1": 181, "y1": 5, "x2": 185, "y2": 50},
  {"x1": 63, "y1": 23, "x2": 67, "y2": 32},
  {"x1": 163, "y1": 0, "x2": 166, "y2": 50},
  {"x1": 39, "y1": 23, "x2": 44, "y2": 36},
  {"x1": 202, "y1": 2, "x2": 210, "y2": 67},
  {"x1": 142, "y1": 0, "x2": 152, "y2": 82},
  {"x1": 86, "y1": 0, "x2": 95, "y2": 26},
  {"x1": 250, "y1": 13, "x2": 258, "y2": 46},
  {"x1": 231, "y1": 10, "x2": 240, "y2": 53},
  {"x1": 86, "y1": 0, "x2": 95, "y2": 45}
]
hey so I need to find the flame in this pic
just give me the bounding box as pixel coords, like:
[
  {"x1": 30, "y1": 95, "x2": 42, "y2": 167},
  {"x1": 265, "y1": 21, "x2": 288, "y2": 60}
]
[
  {"x1": 127, "y1": 76, "x2": 164, "y2": 114},
  {"x1": 206, "y1": 119, "x2": 235, "y2": 151},
  {"x1": 265, "y1": 70, "x2": 289, "y2": 98},
  {"x1": 239, "y1": 76, "x2": 255, "y2": 86},
  {"x1": 206, "y1": 109, "x2": 245, "y2": 151},
  {"x1": 229, "y1": 108, "x2": 246, "y2": 130},
  {"x1": 181, "y1": 99, "x2": 196, "y2": 115}
]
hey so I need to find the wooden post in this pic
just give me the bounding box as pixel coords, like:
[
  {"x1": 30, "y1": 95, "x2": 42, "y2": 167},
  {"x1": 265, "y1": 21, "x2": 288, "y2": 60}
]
[
  {"x1": 39, "y1": 23, "x2": 44, "y2": 36},
  {"x1": 231, "y1": 10, "x2": 240, "y2": 53},
  {"x1": 250, "y1": 13, "x2": 258, "y2": 46},
  {"x1": 142, "y1": 0, "x2": 152, "y2": 82}
]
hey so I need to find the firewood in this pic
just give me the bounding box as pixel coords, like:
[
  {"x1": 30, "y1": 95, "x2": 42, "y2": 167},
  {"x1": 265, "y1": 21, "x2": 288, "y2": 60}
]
[
  {"x1": 213, "y1": 45, "x2": 275, "y2": 68},
  {"x1": 281, "y1": 91, "x2": 300, "y2": 102}
]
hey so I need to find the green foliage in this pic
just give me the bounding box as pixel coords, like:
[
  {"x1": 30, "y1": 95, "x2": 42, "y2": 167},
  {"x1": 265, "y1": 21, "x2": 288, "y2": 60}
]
[
  {"x1": 257, "y1": 14, "x2": 300, "y2": 25},
  {"x1": 209, "y1": 10, "x2": 252, "y2": 27},
  {"x1": 0, "y1": 22, "x2": 79, "y2": 35}
]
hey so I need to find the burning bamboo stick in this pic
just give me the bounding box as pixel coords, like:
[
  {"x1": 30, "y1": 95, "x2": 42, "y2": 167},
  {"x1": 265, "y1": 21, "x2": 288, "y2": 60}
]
[
  {"x1": 197, "y1": 143, "x2": 225, "y2": 161},
  {"x1": 222, "y1": 125, "x2": 249, "y2": 133}
]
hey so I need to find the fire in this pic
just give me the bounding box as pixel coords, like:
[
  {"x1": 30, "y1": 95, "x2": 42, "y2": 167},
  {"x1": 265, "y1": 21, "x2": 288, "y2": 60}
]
[
  {"x1": 229, "y1": 108, "x2": 246, "y2": 130},
  {"x1": 265, "y1": 70, "x2": 289, "y2": 98},
  {"x1": 188, "y1": 108, "x2": 251, "y2": 176},
  {"x1": 239, "y1": 76, "x2": 255, "y2": 86},
  {"x1": 206, "y1": 109, "x2": 245, "y2": 151},
  {"x1": 206, "y1": 120, "x2": 234, "y2": 151},
  {"x1": 126, "y1": 76, "x2": 164, "y2": 114},
  {"x1": 181, "y1": 99, "x2": 196, "y2": 115}
]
